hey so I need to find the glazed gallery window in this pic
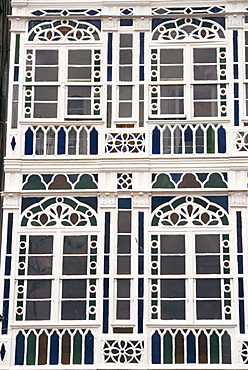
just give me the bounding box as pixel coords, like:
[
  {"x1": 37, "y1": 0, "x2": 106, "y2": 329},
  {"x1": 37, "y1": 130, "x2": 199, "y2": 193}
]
[
  {"x1": 150, "y1": 233, "x2": 232, "y2": 321},
  {"x1": 150, "y1": 47, "x2": 227, "y2": 118},
  {"x1": 16, "y1": 234, "x2": 98, "y2": 321},
  {"x1": 24, "y1": 48, "x2": 101, "y2": 119}
]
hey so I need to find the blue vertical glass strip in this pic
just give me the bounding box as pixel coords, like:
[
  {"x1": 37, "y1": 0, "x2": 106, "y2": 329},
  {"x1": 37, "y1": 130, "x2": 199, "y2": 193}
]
[
  {"x1": 118, "y1": 198, "x2": 131, "y2": 209},
  {"x1": 152, "y1": 330, "x2": 161, "y2": 364},
  {"x1": 15, "y1": 331, "x2": 25, "y2": 365},
  {"x1": 107, "y1": 66, "x2": 112, "y2": 81},
  {"x1": 25, "y1": 128, "x2": 33, "y2": 155},
  {"x1": 217, "y1": 127, "x2": 226, "y2": 153},
  {"x1": 103, "y1": 300, "x2": 109, "y2": 333},
  {"x1": 239, "y1": 300, "x2": 245, "y2": 334},
  {"x1": 2, "y1": 301, "x2": 9, "y2": 334},
  {"x1": 49, "y1": 332, "x2": 59, "y2": 365},
  {"x1": 234, "y1": 100, "x2": 239, "y2": 126},
  {"x1": 237, "y1": 211, "x2": 243, "y2": 253},
  {"x1": 233, "y1": 30, "x2": 238, "y2": 62},
  {"x1": 238, "y1": 255, "x2": 243, "y2": 274},
  {"x1": 138, "y1": 256, "x2": 144, "y2": 274},
  {"x1": 187, "y1": 331, "x2": 196, "y2": 363},
  {"x1": 138, "y1": 212, "x2": 144, "y2": 252},
  {"x1": 104, "y1": 212, "x2": 110, "y2": 253},
  {"x1": 234, "y1": 83, "x2": 239, "y2": 98},
  {"x1": 138, "y1": 300, "x2": 143, "y2": 333},
  {"x1": 4, "y1": 256, "x2": 11, "y2": 276},
  {"x1": 6, "y1": 213, "x2": 13, "y2": 254},
  {"x1": 152, "y1": 127, "x2": 161, "y2": 154},
  {"x1": 3, "y1": 280, "x2": 10, "y2": 299},
  {"x1": 90, "y1": 128, "x2": 98, "y2": 155},
  {"x1": 239, "y1": 278, "x2": 244, "y2": 298},
  {"x1": 57, "y1": 127, "x2": 66, "y2": 154},
  {"x1": 138, "y1": 278, "x2": 143, "y2": 298},
  {"x1": 139, "y1": 66, "x2": 144, "y2": 81},
  {"x1": 14, "y1": 66, "x2": 19, "y2": 81},
  {"x1": 233, "y1": 64, "x2": 238, "y2": 79},
  {"x1": 104, "y1": 256, "x2": 109, "y2": 274},
  {"x1": 107, "y1": 33, "x2": 113, "y2": 65},
  {"x1": 140, "y1": 33, "x2": 144, "y2": 64},
  {"x1": 84, "y1": 330, "x2": 94, "y2": 364},
  {"x1": 104, "y1": 278, "x2": 109, "y2": 298}
]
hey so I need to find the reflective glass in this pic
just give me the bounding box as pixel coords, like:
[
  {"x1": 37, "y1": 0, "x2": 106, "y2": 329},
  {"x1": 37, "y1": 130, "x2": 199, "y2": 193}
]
[
  {"x1": 36, "y1": 50, "x2": 58, "y2": 65},
  {"x1": 68, "y1": 86, "x2": 91, "y2": 98},
  {"x1": 196, "y1": 279, "x2": 221, "y2": 298},
  {"x1": 197, "y1": 300, "x2": 221, "y2": 319},
  {"x1": 29, "y1": 236, "x2": 53, "y2": 254},
  {"x1": 63, "y1": 236, "x2": 88, "y2": 254},
  {"x1": 62, "y1": 279, "x2": 86, "y2": 298},
  {"x1": 160, "y1": 235, "x2": 185, "y2": 253},
  {"x1": 120, "y1": 34, "x2": 133, "y2": 47},
  {"x1": 117, "y1": 256, "x2": 131, "y2": 274},
  {"x1": 119, "y1": 102, "x2": 132, "y2": 117},
  {"x1": 117, "y1": 279, "x2": 130, "y2": 297},
  {"x1": 160, "y1": 66, "x2": 183, "y2": 80},
  {"x1": 160, "y1": 85, "x2": 183, "y2": 97},
  {"x1": 117, "y1": 300, "x2": 130, "y2": 319},
  {"x1": 61, "y1": 301, "x2": 86, "y2": 320},
  {"x1": 34, "y1": 86, "x2": 58, "y2": 101},
  {"x1": 63, "y1": 256, "x2": 87, "y2": 275},
  {"x1": 195, "y1": 235, "x2": 220, "y2": 253},
  {"x1": 34, "y1": 103, "x2": 57, "y2": 118},
  {"x1": 194, "y1": 85, "x2": 217, "y2": 100},
  {"x1": 194, "y1": 66, "x2": 217, "y2": 80},
  {"x1": 117, "y1": 235, "x2": 131, "y2": 253},
  {"x1": 35, "y1": 67, "x2": 58, "y2": 82},
  {"x1": 27, "y1": 280, "x2": 51, "y2": 298},
  {"x1": 161, "y1": 300, "x2": 185, "y2": 320},
  {"x1": 26, "y1": 301, "x2": 51, "y2": 320},
  {"x1": 160, "y1": 49, "x2": 183, "y2": 64},
  {"x1": 160, "y1": 256, "x2": 185, "y2": 275},
  {"x1": 194, "y1": 102, "x2": 218, "y2": 117},
  {"x1": 120, "y1": 50, "x2": 132, "y2": 64},
  {"x1": 119, "y1": 86, "x2": 132, "y2": 100},
  {"x1": 196, "y1": 256, "x2": 220, "y2": 274},
  {"x1": 28, "y1": 256, "x2": 53, "y2": 275},
  {"x1": 68, "y1": 50, "x2": 91, "y2": 65},
  {"x1": 193, "y1": 48, "x2": 216, "y2": 64},
  {"x1": 118, "y1": 211, "x2": 131, "y2": 233},
  {"x1": 161, "y1": 99, "x2": 184, "y2": 115},
  {"x1": 161, "y1": 279, "x2": 185, "y2": 298}
]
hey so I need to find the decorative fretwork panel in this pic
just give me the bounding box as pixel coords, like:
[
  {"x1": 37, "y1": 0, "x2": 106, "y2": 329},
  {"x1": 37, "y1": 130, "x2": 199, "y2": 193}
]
[
  {"x1": 105, "y1": 132, "x2": 145, "y2": 153},
  {"x1": 15, "y1": 329, "x2": 94, "y2": 366},
  {"x1": 24, "y1": 125, "x2": 98, "y2": 156},
  {"x1": 103, "y1": 339, "x2": 144, "y2": 363},
  {"x1": 152, "y1": 329, "x2": 231, "y2": 364},
  {"x1": 28, "y1": 20, "x2": 101, "y2": 42},
  {"x1": 151, "y1": 6, "x2": 225, "y2": 15},
  {"x1": 31, "y1": 9, "x2": 102, "y2": 17},
  {"x1": 234, "y1": 131, "x2": 248, "y2": 151},
  {"x1": 152, "y1": 124, "x2": 226, "y2": 155}
]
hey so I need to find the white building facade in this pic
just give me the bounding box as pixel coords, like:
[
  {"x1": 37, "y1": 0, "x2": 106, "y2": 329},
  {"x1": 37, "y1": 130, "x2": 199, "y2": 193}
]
[{"x1": 1, "y1": 0, "x2": 248, "y2": 368}]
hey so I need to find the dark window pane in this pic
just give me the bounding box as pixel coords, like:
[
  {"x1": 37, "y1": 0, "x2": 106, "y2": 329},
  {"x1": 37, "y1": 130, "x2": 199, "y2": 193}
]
[
  {"x1": 117, "y1": 300, "x2": 130, "y2": 319},
  {"x1": 120, "y1": 50, "x2": 132, "y2": 64},
  {"x1": 194, "y1": 85, "x2": 217, "y2": 100},
  {"x1": 160, "y1": 256, "x2": 185, "y2": 275},
  {"x1": 197, "y1": 300, "x2": 221, "y2": 319},
  {"x1": 160, "y1": 66, "x2": 183, "y2": 80},
  {"x1": 196, "y1": 279, "x2": 221, "y2": 298},
  {"x1": 119, "y1": 67, "x2": 132, "y2": 81},
  {"x1": 117, "y1": 256, "x2": 131, "y2": 274},
  {"x1": 161, "y1": 300, "x2": 185, "y2": 320},
  {"x1": 119, "y1": 102, "x2": 132, "y2": 117},
  {"x1": 67, "y1": 100, "x2": 91, "y2": 115},
  {"x1": 194, "y1": 102, "x2": 218, "y2": 117},
  {"x1": 63, "y1": 236, "x2": 88, "y2": 254},
  {"x1": 117, "y1": 279, "x2": 130, "y2": 297},
  {"x1": 194, "y1": 48, "x2": 216, "y2": 64},
  {"x1": 26, "y1": 301, "x2": 51, "y2": 320},
  {"x1": 34, "y1": 86, "x2": 58, "y2": 101},
  {"x1": 29, "y1": 236, "x2": 53, "y2": 254},
  {"x1": 196, "y1": 256, "x2": 220, "y2": 274},
  {"x1": 118, "y1": 211, "x2": 131, "y2": 233},
  {"x1": 68, "y1": 86, "x2": 91, "y2": 98},
  {"x1": 61, "y1": 301, "x2": 86, "y2": 320},
  {"x1": 160, "y1": 49, "x2": 183, "y2": 64},
  {"x1": 161, "y1": 279, "x2": 185, "y2": 298},
  {"x1": 68, "y1": 67, "x2": 91, "y2": 81},
  {"x1": 63, "y1": 256, "x2": 87, "y2": 275},
  {"x1": 117, "y1": 235, "x2": 131, "y2": 253},
  {"x1": 28, "y1": 256, "x2": 52, "y2": 275},
  {"x1": 119, "y1": 86, "x2": 132, "y2": 100},
  {"x1": 160, "y1": 85, "x2": 183, "y2": 97},
  {"x1": 62, "y1": 279, "x2": 86, "y2": 298},
  {"x1": 160, "y1": 235, "x2": 185, "y2": 254},
  {"x1": 34, "y1": 103, "x2": 57, "y2": 118},
  {"x1": 27, "y1": 280, "x2": 51, "y2": 298},
  {"x1": 195, "y1": 234, "x2": 220, "y2": 253},
  {"x1": 36, "y1": 50, "x2": 58, "y2": 65},
  {"x1": 35, "y1": 67, "x2": 58, "y2": 81},
  {"x1": 120, "y1": 34, "x2": 133, "y2": 47},
  {"x1": 194, "y1": 65, "x2": 217, "y2": 80},
  {"x1": 160, "y1": 99, "x2": 184, "y2": 114},
  {"x1": 68, "y1": 50, "x2": 91, "y2": 65}
]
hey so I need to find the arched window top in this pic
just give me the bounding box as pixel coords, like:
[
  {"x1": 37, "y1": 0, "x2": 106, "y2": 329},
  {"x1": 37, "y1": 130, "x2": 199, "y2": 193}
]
[
  {"x1": 28, "y1": 19, "x2": 101, "y2": 42},
  {"x1": 152, "y1": 18, "x2": 225, "y2": 41},
  {"x1": 151, "y1": 196, "x2": 228, "y2": 226},
  {"x1": 21, "y1": 196, "x2": 97, "y2": 227}
]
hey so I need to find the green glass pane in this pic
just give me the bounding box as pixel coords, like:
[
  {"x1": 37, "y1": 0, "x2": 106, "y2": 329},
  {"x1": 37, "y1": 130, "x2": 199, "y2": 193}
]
[
  {"x1": 210, "y1": 332, "x2": 219, "y2": 363},
  {"x1": 27, "y1": 331, "x2": 36, "y2": 365},
  {"x1": 204, "y1": 173, "x2": 227, "y2": 188},
  {"x1": 23, "y1": 175, "x2": 46, "y2": 190},
  {"x1": 73, "y1": 331, "x2": 82, "y2": 364},
  {"x1": 164, "y1": 331, "x2": 172, "y2": 364},
  {"x1": 15, "y1": 34, "x2": 20, "y2": 64},
  {"x1": 207, "y1": 127, "x2": 215, "y2": 153},
  {"x1": 153, "y1": 174, "x2": 175, "y2": 188}
]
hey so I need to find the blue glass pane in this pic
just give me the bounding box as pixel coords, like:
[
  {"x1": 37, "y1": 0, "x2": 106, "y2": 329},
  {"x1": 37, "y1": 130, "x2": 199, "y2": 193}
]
[
  {"x1": 239, "y1": 300, "x2": 245, "y2": 334},
  {"x1": 84, "y1": 330, "x2": 94, "y2": 364},
  {"x1": 57, "y1": 128, "x2": 65, "y2": 154},
  {"x1": 234, "y1": 100, "x2": 239, "y2": 126},
  {"x1": 7, "y1": 213, "x2": 13, "y2": 254},
  {"x1": 103, "y1": 300, "x2": 109, "y2": 334},
  {"x1": 15, "y1": 332, "x2": 25, "y2": 365},
  {"x1": 234, "y1": 83, "x2": 239, "y2": 98},
  {"x1": 14, "y1": 67, "x2": 19, "y2": 81},
  {"x1": 2, "y1": 301, "x2": 9, "y2": 335},
  {"x1": 152, "y1": 19, "x2": 164, "y2": 31},
  {"x1": 107, "y1": 66, "x2": 112, "y2": 81},
  {"x1": 118, "y1": 198, "x2": 131, "y2": 209},
  {"x1": 138, "y1": 212, "x2": 144, "y2": 252},
  {"x1": 4, "y1": 256, "x2": 11, "y2": 276},
  {"x1": 239, "y1": 278, "x2": 244, "y2": 298},
  {"x1": 139, "y1": 33, "x2": 144, "y2": 64},
  {"x1": 187, "y1": 331, "x2": 196, "y2": 363},
  {"x1": 25, "y1": 128, "x2": 33, "y2": 155},
  {"x1": 90, "y1": 128, "x2": 98, "y2": 155},
  {"x1": 238, "y1": 255, "x2": 243, "y2": 274},
  {"x1": 104, "y1": 256, "x2": 109, "y2": 274},
  {"x1": 139, "y1": 66, "x2": 144, "y2": 81},
  {"x1": 3, "y1": 280, "x2": 10, "y2": 299},
  {"x1": 104, "y1": 212, "x2": 110, "y2": 253},
  {"x1": 152, "y1": 331, "x2": 161, "y2": 364},
  {"x1": 107, "y1": 33, "x2": 113, "y2": 64},
  {"x1": 233, "y1": 30, "x2": 238, "y2": 62},
  {"x1": 138, "y1": 256, "x2": 144, "y2": 274},
  {"x1": 233, "y1": 64, "x2": 238, "y2": 79},
  {"x1": 185, "y1": 127, "x2": 193, "y2": 154},
  {"x1": 237, "y1": 211, "x2": 243, "y2": 253},
  {"x1": 120, "y1": 19, "x2": 133, "y2": 26},
  {"x1": 217, "y1": 127, "x2": 226, "y2": 153},
  {"x1": 152, "y1": 127, "x2": 160, "y2": 154},
  {"x1": 49, "y1": 332, "x2": 59, "y2": 365},
  {"x1": 138, "y1": 300, "x2": 143, "y2": 333},
  {"x1": 138, "y1": 278, "x2": 143, "y2": 297},
  {"x1": 103, "y1": 278, "x2": 109, "y2": 298}
]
